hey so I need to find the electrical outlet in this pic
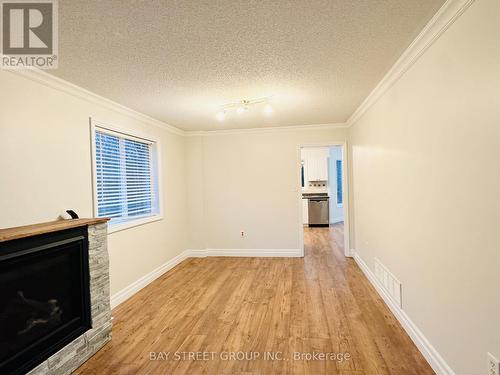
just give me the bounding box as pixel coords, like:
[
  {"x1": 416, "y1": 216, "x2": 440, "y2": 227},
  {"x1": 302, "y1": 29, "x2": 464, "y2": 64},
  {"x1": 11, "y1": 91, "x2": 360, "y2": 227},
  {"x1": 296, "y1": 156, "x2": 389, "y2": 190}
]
[
  {"x1": 488, "y1": 352, "x2": 500, "y2": 375},
  {"x1": 240, "y1": 230, "x2": 245, "y2": 237}
]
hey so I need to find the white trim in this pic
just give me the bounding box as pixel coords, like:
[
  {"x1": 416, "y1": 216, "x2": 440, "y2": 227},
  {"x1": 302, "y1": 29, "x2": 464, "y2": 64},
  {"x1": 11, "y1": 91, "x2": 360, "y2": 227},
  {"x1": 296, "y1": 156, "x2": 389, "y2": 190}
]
[
  {"x1": 7, "y1": 69, "x2": 347, "y2": 134},
  {"x1": 91, "y1": 118, "x2": 162, "y2": 145},
  {"x1": 106, "y1": 215, "x2": 163, "y2": 234},
  {"x1": 188, "y1": 248, "x2": 302, "y2": 257},
  {"x1": 90, "y1": 119, "x2": 164, "y2": 231},
  {"x1": 112, "y1": 247, "x2": 454, "y2": 375},
  {"x1": 9, "y1": 68, "x2": 185, "y2": 136},
  {"x1": 352, "y1": 250, "x2": 455, "y2": 375},
  {"x1": 184, "y1": 123, "x2": 348, "y2": 136},
  {"x1": 110, "y1": 249, "x2": 192, "y2": 309},
  {"x1": 7, "y1": 0, "x2": 474, "y2": 135},
  {"x1": 341, "y1": 142, "x2": 351, "y2": 256},
  {"x1": 91, "y1": 124, "x2": 155, "y2": 145},
  {"x1": 347, "y1": 0, "x2": 476, "y2": 127},
  {"x1": 187, "y1": 250, "x2": 209, "y2": 258},
  {"x1": 297, "y1": 142, "x2": 351, "y2": 257}
]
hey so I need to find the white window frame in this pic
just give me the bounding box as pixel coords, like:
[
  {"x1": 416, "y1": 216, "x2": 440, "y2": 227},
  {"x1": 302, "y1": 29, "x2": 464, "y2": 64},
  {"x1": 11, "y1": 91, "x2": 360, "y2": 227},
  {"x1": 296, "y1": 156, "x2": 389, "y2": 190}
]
[{"x1": 90, "y1": 119, "x2": 163, "y2": 233}]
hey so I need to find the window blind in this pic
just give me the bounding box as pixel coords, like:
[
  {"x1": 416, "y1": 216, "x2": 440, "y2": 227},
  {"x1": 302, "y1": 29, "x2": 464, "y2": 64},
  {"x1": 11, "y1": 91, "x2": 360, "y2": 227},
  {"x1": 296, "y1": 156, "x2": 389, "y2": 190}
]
[{"x1": 94, "y1": 128, "x2": 159, "y2": 223}]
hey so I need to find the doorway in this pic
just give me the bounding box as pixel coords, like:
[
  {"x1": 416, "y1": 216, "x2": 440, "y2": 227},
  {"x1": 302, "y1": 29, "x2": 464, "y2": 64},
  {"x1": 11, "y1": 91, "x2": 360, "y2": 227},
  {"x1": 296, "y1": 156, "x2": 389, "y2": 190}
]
[{"x1": 298, "y1": 143, "x2": 349, "y2": 257}]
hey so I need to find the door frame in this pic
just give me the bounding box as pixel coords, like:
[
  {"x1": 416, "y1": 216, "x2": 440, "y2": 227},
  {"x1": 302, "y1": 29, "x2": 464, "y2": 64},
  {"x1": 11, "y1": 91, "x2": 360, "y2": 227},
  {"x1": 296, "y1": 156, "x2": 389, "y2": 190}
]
[{"x1": 297, "y1": 141, "x2": 351, "y2": 257}]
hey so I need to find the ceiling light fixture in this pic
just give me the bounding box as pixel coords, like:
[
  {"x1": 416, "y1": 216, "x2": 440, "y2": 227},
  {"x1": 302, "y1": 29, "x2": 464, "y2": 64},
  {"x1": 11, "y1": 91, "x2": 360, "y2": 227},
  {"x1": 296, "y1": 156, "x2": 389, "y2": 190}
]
[
  {"x1": 236, "y1": 101, "x2": 250, "y2": 115},
  {"x1": 216, "y1": 110, "x2": 226, "y2": 121},
  {"x1": 215, "y1": 97, "x2": 273, "y2": 121},
  {"x1": 263, "y1": 103, "x2": 274, "y2": 116}
]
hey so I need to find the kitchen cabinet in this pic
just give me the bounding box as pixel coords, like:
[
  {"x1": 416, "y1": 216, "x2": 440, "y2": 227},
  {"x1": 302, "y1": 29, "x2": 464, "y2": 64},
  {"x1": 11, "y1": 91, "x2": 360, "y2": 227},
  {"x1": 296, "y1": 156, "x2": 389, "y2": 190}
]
[{"x1": 306, "y1": 155, "x2": 328, "y2": 181}]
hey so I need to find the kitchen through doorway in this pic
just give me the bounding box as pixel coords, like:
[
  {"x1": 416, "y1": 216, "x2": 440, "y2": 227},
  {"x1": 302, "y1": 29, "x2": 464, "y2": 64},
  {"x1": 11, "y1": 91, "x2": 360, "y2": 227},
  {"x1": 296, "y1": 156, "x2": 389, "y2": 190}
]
[{"x1": 299, "y1": 144, "x2": 349, "y2": 257}]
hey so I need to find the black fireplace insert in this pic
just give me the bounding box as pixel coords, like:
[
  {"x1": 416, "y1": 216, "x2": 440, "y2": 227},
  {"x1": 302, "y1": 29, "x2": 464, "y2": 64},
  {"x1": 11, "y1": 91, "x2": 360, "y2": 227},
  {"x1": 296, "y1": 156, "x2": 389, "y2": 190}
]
[{"x1": 0, "y1": 226, "x2": 92, "y2": 375}]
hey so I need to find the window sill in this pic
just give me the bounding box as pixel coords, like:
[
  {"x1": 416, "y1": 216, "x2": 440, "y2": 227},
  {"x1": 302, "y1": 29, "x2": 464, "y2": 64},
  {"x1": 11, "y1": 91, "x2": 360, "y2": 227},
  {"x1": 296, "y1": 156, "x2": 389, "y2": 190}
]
[{"x1": 106, "y1": 215, "x2": 163, "y2": 234}]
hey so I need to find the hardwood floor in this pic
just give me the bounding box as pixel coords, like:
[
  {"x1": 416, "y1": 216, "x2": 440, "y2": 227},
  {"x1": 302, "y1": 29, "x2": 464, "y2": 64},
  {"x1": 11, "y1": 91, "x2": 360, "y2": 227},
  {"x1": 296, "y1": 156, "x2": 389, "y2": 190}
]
[{"x1": 75, "y1": 224, "x2": 435, "y2": 374}]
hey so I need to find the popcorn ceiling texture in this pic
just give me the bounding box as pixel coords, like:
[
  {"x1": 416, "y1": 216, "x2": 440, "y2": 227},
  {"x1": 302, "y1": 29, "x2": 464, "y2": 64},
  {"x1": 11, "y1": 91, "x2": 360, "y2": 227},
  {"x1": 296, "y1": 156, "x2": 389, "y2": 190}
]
[
  {"x1": 27, "y1": 223, "x2": 112, "y2": 375},
  {"x1": 52, "y1": 0, "x2": 445, "y2": 130}
]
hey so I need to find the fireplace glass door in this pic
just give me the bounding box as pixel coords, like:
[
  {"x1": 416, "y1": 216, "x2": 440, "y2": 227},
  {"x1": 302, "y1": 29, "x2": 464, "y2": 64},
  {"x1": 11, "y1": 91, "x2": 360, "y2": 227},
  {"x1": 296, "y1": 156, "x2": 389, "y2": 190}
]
[{"x1": 0, "y1": 227, "x2": 91, "y2": 375}]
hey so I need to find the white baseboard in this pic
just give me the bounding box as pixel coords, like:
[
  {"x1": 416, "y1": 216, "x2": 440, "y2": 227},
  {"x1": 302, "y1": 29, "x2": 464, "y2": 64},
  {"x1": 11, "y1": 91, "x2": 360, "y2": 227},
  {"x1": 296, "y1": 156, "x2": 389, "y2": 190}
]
[
  {"x1": 110, "y1": 248, "x2": 301, "y2": 309},
  {"x1": 187, "y1": 249, "x2": 210, "y2": 258},
  {"x1": 193, "y1": 248, "x2": 302, "y2": 257},
  {"x1": 352, "y1": 250, "x2": 455, "y2": 375},
  {"x1": 110, "y1": 249, "x2": 191, "y2": 309},
  {"x1": 111, "y1": 247, "x2": 454, "y2": 375}
]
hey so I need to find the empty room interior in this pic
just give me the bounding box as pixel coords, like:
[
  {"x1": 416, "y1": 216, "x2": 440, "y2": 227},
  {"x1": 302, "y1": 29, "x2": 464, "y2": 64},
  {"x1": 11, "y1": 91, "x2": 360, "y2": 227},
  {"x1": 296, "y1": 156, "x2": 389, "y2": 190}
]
[{"x1": 0, "y1": 0, "x2": 499, "y2": 374}]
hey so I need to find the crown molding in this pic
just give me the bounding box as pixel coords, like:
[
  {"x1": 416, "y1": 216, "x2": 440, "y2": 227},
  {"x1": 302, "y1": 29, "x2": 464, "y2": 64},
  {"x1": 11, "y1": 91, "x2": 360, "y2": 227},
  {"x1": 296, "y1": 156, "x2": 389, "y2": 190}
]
[
  {"x1": 185, "y1": 122, "x2": 348, "y2": 137},
  {"x1": 9, "y1": 0, "x2": 475, "y2": 138},
  {"x1": 8, "y1": 68, "x2": 347, "y2": 136},
  {"x1": 8, "y1": 68, "x2": 186, "y2": 136},
  {"x1": 346, "y1": 0, "x2": 476, "y2": 127},
  {"x1": 6, "y1": 0, "x2": 474, "y2": 136}
]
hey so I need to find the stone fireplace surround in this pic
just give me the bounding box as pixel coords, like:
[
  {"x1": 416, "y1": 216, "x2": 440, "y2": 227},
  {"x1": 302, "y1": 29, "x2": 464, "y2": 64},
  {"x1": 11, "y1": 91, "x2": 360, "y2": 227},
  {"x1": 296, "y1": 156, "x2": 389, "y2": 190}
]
[{"x1": 0, "y1": 219, "x2": 112, "y2": 375}]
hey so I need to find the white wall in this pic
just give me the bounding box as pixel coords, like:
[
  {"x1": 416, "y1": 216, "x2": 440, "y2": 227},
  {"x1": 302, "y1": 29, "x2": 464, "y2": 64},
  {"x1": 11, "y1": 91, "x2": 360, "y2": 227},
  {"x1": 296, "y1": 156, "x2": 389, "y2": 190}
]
[
  {"x1": 328, "y1": 146, "x2": 344, "y2": 223},
  {"x1": 0, "y1": 68, "x2": 346, "y2": 293},
  {"x1": 0, "y1": 70, "x2": 189, "y2": 296},
  {"x1": 187, "y1": 128, "x2": 347, "y2": 251},
  {"x1": 348, "y1": 0, "x2": 500, "y2": 373},
  {"x1": 185, "y1": 135, "x2": 207, "y2": 250}
]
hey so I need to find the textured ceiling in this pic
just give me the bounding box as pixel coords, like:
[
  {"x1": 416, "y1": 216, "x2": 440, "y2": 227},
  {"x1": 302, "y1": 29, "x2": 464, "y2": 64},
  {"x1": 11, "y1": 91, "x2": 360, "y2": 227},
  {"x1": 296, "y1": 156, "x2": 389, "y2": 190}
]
[{"x1": 51, "y1": 0, "x2": 445, "y2": 131}]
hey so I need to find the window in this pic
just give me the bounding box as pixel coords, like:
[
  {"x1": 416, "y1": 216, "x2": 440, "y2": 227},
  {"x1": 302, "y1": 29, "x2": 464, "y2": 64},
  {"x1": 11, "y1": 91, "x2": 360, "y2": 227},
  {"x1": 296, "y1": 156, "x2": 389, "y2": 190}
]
[
  {"x1": 301, "y1": 161, "x2": 305, "y2": 188},
  {"x1": 336, "y1": 159, "x2": 343, "y2": 205},
  {"x1": 92, "y1": 123, "x2": 161, "y2": 230}
]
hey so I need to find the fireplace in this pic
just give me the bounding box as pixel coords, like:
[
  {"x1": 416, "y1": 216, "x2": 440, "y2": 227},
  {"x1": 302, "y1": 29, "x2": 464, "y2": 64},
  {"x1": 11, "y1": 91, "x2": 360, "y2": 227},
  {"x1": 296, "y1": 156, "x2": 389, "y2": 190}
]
[{"x1": 0, "y1": 226, "x2": 92, "y2": 375}]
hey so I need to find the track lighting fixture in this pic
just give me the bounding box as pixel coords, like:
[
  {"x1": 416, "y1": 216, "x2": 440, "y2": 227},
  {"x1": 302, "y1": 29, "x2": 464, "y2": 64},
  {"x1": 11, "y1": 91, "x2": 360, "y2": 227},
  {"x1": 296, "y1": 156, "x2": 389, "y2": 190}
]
[{"x1": 215, "y1": 97, "x2": 273, "y2": 121}]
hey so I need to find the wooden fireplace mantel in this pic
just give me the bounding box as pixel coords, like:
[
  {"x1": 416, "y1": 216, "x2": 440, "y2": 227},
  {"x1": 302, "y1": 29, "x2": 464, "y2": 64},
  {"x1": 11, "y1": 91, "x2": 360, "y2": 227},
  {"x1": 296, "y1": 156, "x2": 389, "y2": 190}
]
[{"x1": 0, "y1": 218, "x2": 110, "y2": 242}]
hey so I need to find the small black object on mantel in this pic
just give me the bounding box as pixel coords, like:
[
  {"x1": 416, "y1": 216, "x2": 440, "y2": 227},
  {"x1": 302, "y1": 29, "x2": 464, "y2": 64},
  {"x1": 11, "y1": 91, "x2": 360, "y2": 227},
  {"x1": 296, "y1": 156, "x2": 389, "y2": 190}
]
[{"x1": 66, "y1": 210, "x2": 79, "y2": 219}]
